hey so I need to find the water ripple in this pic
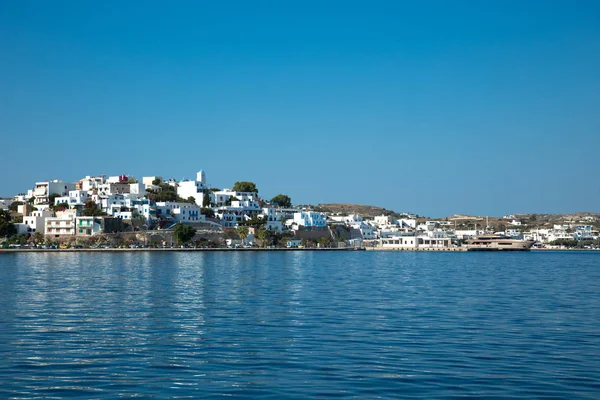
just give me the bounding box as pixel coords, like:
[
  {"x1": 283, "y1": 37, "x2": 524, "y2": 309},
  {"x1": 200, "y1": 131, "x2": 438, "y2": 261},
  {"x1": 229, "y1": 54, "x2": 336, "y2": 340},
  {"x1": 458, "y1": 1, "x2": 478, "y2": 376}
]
[{"x1": 1, "y1": 251, "x2": 599, "y2": 398}]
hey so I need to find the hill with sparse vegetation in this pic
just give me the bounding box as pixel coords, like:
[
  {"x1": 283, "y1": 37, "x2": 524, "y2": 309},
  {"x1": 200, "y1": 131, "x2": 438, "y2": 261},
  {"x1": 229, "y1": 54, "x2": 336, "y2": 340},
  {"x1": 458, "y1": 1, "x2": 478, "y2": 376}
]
[{"x1": 311, "y1": 204, "x2": 413, "y2": 219}]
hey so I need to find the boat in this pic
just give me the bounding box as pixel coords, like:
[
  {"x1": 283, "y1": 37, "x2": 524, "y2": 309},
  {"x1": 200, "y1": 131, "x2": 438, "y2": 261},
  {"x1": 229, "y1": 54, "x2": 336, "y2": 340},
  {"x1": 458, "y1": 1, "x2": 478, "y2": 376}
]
[{"x1": 465, "y1": 234, "x2": 534, "y2": 251}]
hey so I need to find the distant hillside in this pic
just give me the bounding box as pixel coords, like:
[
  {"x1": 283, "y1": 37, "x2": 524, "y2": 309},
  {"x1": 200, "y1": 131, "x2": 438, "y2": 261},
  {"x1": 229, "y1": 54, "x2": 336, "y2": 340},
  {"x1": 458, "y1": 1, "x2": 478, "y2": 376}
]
[
  {"x1": 310, "y1": 206, "x2": 599, "y2": 230},
  {"x1": 313, "y1": 203, "x2": 404, "y2": 218}
]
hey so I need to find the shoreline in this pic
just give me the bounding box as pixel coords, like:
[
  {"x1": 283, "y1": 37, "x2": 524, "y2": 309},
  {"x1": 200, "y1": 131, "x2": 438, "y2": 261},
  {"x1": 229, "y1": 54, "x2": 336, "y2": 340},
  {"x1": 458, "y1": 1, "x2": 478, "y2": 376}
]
[
  {"x1": 1, "y1": 247, "x2": 598, "y2": 254},
  {"x1": 0, "y1": 247, "x2": 366, "y2": 253}
]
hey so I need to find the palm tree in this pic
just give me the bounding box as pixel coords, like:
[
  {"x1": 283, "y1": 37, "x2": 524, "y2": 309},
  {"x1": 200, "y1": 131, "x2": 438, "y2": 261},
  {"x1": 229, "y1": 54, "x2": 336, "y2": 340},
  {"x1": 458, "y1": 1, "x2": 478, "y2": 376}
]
[
  {"x1": 256, "y1": 227, "x2": 268, "y2": 247},
  {"x1": 238, "y1": 226, "x2": 249, "y2": 242},
  {"x1": 32, "y1": 232, "x2": 44, "y2": 245}
]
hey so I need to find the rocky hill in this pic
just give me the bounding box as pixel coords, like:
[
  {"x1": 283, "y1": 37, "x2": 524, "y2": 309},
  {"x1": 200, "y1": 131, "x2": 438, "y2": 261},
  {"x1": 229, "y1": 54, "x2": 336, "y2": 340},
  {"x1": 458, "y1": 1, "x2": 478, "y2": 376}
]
[{"x1": 312, "y1": 203, "x2": 405, "y2": 218}]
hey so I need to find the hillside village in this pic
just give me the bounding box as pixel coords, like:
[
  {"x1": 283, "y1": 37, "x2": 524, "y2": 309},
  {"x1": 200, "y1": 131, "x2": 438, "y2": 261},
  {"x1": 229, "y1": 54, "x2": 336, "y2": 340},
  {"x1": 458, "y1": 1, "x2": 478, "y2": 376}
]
[{"x1": 0, "y1": 169, "x2": 599, "y2": 249}]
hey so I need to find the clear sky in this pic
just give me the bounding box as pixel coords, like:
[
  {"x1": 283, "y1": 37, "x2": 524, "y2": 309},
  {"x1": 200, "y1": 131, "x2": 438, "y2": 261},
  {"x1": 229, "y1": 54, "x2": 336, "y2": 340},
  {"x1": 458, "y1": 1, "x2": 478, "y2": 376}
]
[{"x1": 1, "y1": 1, "x2": 599, "y2": 217}]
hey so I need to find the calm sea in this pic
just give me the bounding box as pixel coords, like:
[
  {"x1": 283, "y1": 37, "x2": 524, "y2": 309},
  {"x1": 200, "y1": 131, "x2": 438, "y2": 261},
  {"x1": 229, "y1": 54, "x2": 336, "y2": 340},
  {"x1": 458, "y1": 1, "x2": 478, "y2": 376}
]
[{"x1": 0, "y1": 251, "x2": 599, "y2": 399}]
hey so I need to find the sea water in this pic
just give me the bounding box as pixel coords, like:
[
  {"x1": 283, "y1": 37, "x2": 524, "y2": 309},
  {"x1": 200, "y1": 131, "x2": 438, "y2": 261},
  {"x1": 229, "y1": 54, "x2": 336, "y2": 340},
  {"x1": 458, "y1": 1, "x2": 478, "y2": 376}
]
[{"x1": 0, "y1": 251, "x2": 599, "y2": 398}]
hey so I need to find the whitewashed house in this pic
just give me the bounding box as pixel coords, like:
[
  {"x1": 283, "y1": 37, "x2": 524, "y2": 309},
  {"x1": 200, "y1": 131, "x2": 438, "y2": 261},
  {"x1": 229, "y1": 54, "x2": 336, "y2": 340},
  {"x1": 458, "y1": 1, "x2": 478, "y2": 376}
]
[
  {"x1": 574, "y1": 225, "x2": 594, "y2": 240},
  {"x1": 211, "y1": 189, "x2": 258, "y2": 207},
  {"x1": 546, "y1": 225, "x2": 573, "y2": 242},
  {"x1": 100, "y1": 194, "x2": 127, "y2": 215},
  {"x1": 291, "y1": 211, "x2": 327, "y2": 231},
  {"x1": 75, "y1": 216, "x2": 103, "y2": 236},
  {"x1": 155, "y1": 202, "x2": 204, "y2": 224},
  {"x1": 417, "y1": 231, "x2": 452, "y2": 248},
  {"x1": 177, "y1": 170, "x2": 208, "y2": 206},
  {"x1": 343, "y1": 215, "x2": 377, "y2": 240},
  {"x1": 79, "y1": 176, "x2": 105, "y2": 192},
  {"x1": 374, "y1": 215, "x2": 393, "y2": 226},
  {"x1": 261, "y1": 207, "x2": 283, "y2": 232},
  {"x1": 97, "y1": 182, "x2": 130, "y2": 196},
  {"x1": 129, "y1": 183, "x2": 146, "y2": 196},
  {"x1": 54, "y1": 190, "x2": 90, "y2": 208},
  {"x1": 45, "y1": 210, "x2": 77, "y2": 237},
  {"x1": 381, "y1": 235, "x2": 418, "y2": 249},
  {"x1": 215, "y1": 197, "x2": 262, "y2": 228},
  {"x1": 18, "y1": 209, "x2": 53, "y2": 234},
  {"x1": 33, "y1": 180, "x2": 76, "y2": 205}
]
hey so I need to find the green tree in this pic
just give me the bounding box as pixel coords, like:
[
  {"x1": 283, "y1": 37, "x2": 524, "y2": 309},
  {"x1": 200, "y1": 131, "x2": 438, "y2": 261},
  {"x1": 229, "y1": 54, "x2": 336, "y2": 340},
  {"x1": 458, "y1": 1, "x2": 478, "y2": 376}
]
[
  {"x1": 0, "y1": 209, "x2": 16, "y2": 237},
  {"x1": 53, "y1": 202, "x2": 69, "y2": 212},
  {"x1": 256, "y1": 227, "x2": 269, "y2": 247},
  {"x1": 529, "y1": 214, "x2": 538, "y2": 222},
  {"x1": 32, "y1": 232, "x2": 44, "y2": 244},
  {"x1": 10, "y1": 233, "x2": 30, "y2": 245},
  {"x1": 201, "y1": 207, "x2": 215, "y2": 218},
  {"x1": 174, "y1": 223, "x2": 196, "y2": 245},
  {"x1": 232, "y1": 181, "x2": 258, "y2": 193},
  {"x1": 48, "y1": 193, "x2": 60, "y2": 205},
  {"x1": 152, "y1": 178, "x2": 162, "y2": 185},
  {"x1": 318, "y1": 237, "x2": 330, "y2": 248},
  {"x1": 237, "y1": 226, "x2": 249, "y2": 241},
  {"x1": 203, "y1": 192, "x2": 211, "y2": 207},
  {"x1": 238, "y1": 215, "x2": 266, "y2": 228},
  {"x1": 8, "y1": 201, "x2": 23, "y2": 212},
  {"x1": 82, "y1": 200, "x2": 106, "y2": 217},
  {"x1": 132, "y1": 210, "x2": 145, "y2": 221},
  {"x1": 270, "y1": 194, "x2": 291, "y2": 208},
  {"x1": 187, "y1": 196, "x2": 197, "y2": 205}
]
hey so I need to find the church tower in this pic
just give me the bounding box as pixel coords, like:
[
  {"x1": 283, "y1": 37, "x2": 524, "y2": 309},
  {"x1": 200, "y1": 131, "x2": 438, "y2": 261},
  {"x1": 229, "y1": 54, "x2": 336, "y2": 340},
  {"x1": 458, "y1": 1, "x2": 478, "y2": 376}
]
[{"x1": 196, "y1": 170, "x2": 206, "y2": 185}]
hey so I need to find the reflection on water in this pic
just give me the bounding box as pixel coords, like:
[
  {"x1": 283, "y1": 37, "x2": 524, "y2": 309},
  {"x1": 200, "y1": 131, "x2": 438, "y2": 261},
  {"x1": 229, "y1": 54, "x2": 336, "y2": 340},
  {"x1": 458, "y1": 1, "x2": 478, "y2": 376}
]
[{"x1": 1, "y1": 251, "x2": 599, "y2": 398}]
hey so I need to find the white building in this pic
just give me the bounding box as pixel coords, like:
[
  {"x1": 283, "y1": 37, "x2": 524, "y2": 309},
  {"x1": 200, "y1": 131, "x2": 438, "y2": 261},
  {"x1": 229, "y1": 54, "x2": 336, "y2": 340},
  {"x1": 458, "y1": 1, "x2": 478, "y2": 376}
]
[
  {"x1": 524, "y1": 229, "x2": 551, "y2": 243},
  {"x1": 574, "y1": 225, "x2": 595, "y2": 240},
  {"x1": 398, "y1": 218, "x2": 417, "y2": 229},
  {"x1": 79, "y1": 176, "x2": 106, "y2": 192},
  {"x1": 214, "y1": 197, "x2": 262, "y2": 228},
  {"x1": 292, "y1": 211, "x2": 327, "y2": 231},
  {"x1": 75, "y1": 217, "x2": 103, "y2": 236},
  {"x1": 381, "y1": 235, "x2": 418, "y2": 249},
  {"x1": 211, "y1": 189, "x2": 258, "y2": 207},
  {"x1": 100, "y1": 194, "x2": 127, "y2": 215},
  {"x1": 177, "y1": 170, "x2": 208, "y2": 206},
  {"x1": 343, "y1": 215, "x2": 377, "y2": 240},
  {"x1": 33, "y1": 180, "x2": 76, "y2": 205},
  {"x1": 129, "y1": 183, "x2": 146, "y2": 196},
  {"x1": 417, "y1": 231, "x2": 452, "y2": 248},
  {"x1": 142, "y1": 176, "x2": 162, "y2": 186},
  {"x1": 18, "y1": 209, "x2": 53, "y2": 234},
  {"x1": 546, "y1": 225, "x2": 573, "y2": 242},
  {"x1": 358, "y1": 223, "x2": 377, "y2": 240},
  {"x1": 97, "y1": 182, "x2": 130, "y2": 196},
  {"x1": 106, "y1": 175, "x2": 131, "y2": 184},
  {"x1": 54, "y1": 190, "x2": 90, "y2": 208},
  {"x1": 45, "y1": 211, "x2": 77, "y2": 237},
  {"x1": 155, "y1": 202, "x2": 204, "y2": 224},
  {"x1": 262, "y1": 207, "x2": 283, "y2": 232},
  {"x1": 380, "y1": 232, "x2": 451, "y2": 249}
]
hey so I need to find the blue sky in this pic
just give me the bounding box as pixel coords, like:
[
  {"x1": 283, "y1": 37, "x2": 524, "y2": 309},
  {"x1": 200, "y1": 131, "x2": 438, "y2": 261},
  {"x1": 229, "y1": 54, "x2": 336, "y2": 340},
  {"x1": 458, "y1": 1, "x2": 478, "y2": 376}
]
[{"x1": 1, "y1": 1, "x2": 599, "y2": 217}]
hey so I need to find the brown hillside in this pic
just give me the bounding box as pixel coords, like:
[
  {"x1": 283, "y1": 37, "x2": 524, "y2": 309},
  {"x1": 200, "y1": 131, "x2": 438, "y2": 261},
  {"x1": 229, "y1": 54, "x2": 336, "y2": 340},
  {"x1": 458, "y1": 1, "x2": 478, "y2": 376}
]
[{"x1": 313, "y1": 203, "x2": 402, "y2": 218}]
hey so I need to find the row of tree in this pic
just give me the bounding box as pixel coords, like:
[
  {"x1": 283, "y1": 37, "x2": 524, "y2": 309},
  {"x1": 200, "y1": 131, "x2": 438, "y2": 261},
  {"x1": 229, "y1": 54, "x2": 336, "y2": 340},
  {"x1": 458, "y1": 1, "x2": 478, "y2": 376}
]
[{"x1": 549, "y1": 239, "x2": 598, "y2": 248}]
